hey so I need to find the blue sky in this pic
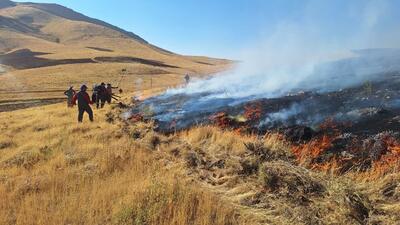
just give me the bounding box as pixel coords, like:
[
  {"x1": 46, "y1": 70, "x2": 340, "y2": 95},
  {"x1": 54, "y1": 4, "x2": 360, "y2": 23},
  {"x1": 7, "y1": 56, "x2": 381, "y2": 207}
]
[{"x1": 15, "y1": 0, "x2": 400, "y2": 59}]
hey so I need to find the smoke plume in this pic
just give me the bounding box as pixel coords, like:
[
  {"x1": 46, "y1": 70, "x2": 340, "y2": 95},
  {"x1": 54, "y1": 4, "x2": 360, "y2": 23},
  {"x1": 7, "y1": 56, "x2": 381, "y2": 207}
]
[
  {"x1": 131, "y1": 0, "x2": 400, "y2": 132},
  {"x1": 166, "y1": 0, "x2": 400, "y2": 100}
]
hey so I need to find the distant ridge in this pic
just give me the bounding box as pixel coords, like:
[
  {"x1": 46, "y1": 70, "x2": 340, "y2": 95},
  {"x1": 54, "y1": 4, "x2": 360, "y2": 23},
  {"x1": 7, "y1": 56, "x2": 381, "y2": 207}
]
[{"x1": 21, "y1": 2, "x2": 148, "y2": 44}]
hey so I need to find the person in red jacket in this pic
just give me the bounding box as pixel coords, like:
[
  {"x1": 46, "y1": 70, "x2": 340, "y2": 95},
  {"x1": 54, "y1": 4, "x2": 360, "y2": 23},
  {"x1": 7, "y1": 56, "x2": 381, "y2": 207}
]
[{"x1": 72, "y1": 84, "x2": 94, "y2": 122}]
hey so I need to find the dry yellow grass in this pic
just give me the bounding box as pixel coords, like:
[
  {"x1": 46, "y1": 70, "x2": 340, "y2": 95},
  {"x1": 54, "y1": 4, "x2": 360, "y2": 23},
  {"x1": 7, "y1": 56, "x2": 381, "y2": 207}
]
[
  {"x1": 0, "y1": 57, "x2": 231, "y2": 102},
  {"x1": 1, "y1": 99, "x2": 400, "y2": 224},
  {"x1": 0, "y1": 103, "x2": 241, "y2": 225}
]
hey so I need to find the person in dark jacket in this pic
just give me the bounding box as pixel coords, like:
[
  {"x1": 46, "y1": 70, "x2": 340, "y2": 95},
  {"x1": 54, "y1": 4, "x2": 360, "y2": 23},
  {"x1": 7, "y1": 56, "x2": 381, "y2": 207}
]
[
  {"x1": 106, "y1": 83, "x2": 113, "y2": 104},
  {"x1": 92, "y1": 84, "x2": 98, "y2": 104},
  {"x1": 95, "y1": 82, "x2": 107, "y2": 109},
  {"x1": 72, "y1": 85, "x2": 93, "y2": 122},
  {"x1": 184, "y1": 74, "x2": 190, "y2": 84},
  {"x1": 64, "y1": 86, "x2": 76, "y2": 107}
]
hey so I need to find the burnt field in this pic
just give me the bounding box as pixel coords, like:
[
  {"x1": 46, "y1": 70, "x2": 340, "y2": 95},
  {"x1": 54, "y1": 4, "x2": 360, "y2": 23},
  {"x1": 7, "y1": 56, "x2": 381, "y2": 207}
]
[
  {"x1": 130, "y1": 72, "x2": 400, "y2": 135},
  {"x1": 128, "y1": 50, "x2": 400, "y2": 177},
  {"x1": 129, "y1": 74, "x2": 400, "y2": 177}
]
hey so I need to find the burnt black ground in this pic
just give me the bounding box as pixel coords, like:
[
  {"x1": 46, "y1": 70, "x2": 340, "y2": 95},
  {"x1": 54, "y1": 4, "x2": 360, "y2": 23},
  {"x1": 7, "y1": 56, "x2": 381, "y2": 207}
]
[
  {"x1": 130, "y1": 49, "x2": 400, "y2": 137},
  {"x1": 131, "y1": 72, "x2": 400, "y2": 136}
]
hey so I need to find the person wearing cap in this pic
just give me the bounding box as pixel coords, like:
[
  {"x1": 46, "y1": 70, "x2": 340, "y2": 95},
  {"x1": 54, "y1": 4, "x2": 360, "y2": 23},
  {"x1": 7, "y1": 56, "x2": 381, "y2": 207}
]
[
  {"x1": 63, "y1": 86, "x2": 76, "y2": 107},
  {"x1": 72, "y1": 85, "x2": 94, "y2": 122}
]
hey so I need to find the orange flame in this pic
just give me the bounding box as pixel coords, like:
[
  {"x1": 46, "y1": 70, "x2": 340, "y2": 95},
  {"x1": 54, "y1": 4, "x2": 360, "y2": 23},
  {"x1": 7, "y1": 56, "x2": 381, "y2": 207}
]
[
  {"x1": 367, "y1": 136, "x2": 400, "y2": 178},
  {"x1": 244, "y1": 102, "x2": 262, "y2": 121},
  {"x1": 292, "y1": 131, "x2": 400, "y2": 179},
  {"x1": 129, "y1": 113, "x2": 144, "y2": 122},
  {"x1": 291, "y1": 135, "x2": 334, "y2": 166},
  {"x1": 209, "y1": 112, "x2": 232, "y2": 129}
]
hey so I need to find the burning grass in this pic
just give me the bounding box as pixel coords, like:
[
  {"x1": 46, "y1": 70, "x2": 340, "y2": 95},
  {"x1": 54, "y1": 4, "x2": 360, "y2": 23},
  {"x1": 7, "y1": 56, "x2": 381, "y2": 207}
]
[
  {"x1": 363, "y1": 136, "x2": 400, "y2": 179},
  {"x1": 206, "y1": 112, "x2": 400, "y2": 179},
  {"x1": 291, "y1": 135, "x2": 334, "y2": 167},
  {"x1": 209, "y1": 102, "x2": 263, "y2": 134},
  {"x1": 291, "y1": 131, "x2": 400, "y2": 179},
  {"x1": 244, "y1": 102, "x2": 262, "y2": 122}
]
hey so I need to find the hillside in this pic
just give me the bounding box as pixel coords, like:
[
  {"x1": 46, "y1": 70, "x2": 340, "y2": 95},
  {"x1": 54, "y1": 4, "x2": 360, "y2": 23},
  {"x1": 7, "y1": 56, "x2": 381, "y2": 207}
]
[{"x1": 0, "y1": 0, "x2": 231, "y2": 108}]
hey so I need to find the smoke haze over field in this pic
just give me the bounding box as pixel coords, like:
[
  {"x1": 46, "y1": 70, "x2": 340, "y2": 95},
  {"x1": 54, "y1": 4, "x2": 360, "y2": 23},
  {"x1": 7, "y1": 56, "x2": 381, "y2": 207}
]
[
  {"x1": 131, "y1": 0, "x2": 400, "y2": 132},
  {"x1": 164, "y1": 0, "x2": 400, "y2": 99}
]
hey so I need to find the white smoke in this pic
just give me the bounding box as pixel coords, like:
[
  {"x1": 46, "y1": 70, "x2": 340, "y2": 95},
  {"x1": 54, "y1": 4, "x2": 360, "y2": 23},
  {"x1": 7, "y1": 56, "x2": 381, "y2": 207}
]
[
  {"x1": 166, "y1": 0, "x2": 400, "y2": 100},
  {"x1": 133, "y1": 78, "x2": 143, "y2": 100},
  {"x1": 258, "y1": 104, "x2": 305, "y2": 128}
]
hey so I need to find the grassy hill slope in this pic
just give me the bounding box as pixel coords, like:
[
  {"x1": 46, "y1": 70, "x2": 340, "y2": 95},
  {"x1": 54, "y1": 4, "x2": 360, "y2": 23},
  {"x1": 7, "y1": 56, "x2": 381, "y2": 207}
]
[
  {"x1": 0, "y1": 1, "x2": 232, "y2": 105},
  {"x1": 0, "y1": 102, "x2": 239, "y2": 225}
]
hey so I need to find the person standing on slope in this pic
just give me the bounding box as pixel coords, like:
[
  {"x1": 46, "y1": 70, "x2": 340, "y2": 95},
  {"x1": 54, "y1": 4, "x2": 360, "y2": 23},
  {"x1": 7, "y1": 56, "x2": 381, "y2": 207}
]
[
  {"x1": 96, "y1": 82, "x2": 107, "y2": 109},
  {"x1": 92, "y1": 84, "x2": 98, "y2": 104},
  {"x1": 184, "y1": 74, "x2": 190, "y2": 85},
  {"x1": 106, "y1": 83, "x2": 113, "y2": 104},
  {"x1": 72, "y1": 84, "x2": 94, "y2": 122},
  {"x1": 64, "y1": 86, "x2": 76, "y2": 107}
]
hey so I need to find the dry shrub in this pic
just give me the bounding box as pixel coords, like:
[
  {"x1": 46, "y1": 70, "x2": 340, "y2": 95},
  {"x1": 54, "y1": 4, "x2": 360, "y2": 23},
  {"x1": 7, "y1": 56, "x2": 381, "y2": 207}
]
[
  {"x1": 2, "y1": 151, "x2": 43, "y2": 169},
  {"x1": 185, "y1": 151, "x2": 201, "y2": 168},
  {"x1": 149, "y1": 135, "x2": 161, "y2": 149},
  {"x1": 237, "y1": 134, "x2": 293, "y2": 176},
  {"x1": 244, "y1": 138, "x2": 294, "y2": 163},
  {"x1": 64, "y1": 151, "x2": 90, "y2": 166},
  {"x1": 106, "y1": 111, "x2": 115, "y2": 123},
  {"x1": 378, "y1": 175, "x2": 400, "y2": 200},
  {"x1": 0, "y1": 140, "x2": 14, "y2": 150},
  {"x1": 13, "y1": 175, "x2": 51, "y2": 197},
  {"x1": 343, "y1": 192, "x2": 370, "y2": 224},
  {"x1": 182, "y1": 126, "x2": 252, "y2": 155},
  {"x1": 317, "y1": 178, "x2": 372, "y2": 225},
  {"x1": 32, "y1": 124, "x2": 50, "y2": 132},
  {"x1": 259, "y1": 161, "x2": 326, "y2": 198},
  {"x1": 181, "y1": 127, "x2": 293, "y2": 174},
  {"x1": 356, "y1": 174, "x2": 400, "y2": 224},
  {"x1": 238, "y1": 157, "x2": 259, "y2": 175}
]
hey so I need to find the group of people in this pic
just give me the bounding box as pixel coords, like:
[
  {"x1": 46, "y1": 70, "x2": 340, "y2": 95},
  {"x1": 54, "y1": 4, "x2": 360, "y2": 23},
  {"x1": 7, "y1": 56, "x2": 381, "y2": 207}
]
[
  {"x1": 64, "y1": 83, "x2": 116, "y2": 122},
  {"x1": 92, "y1": 83, "x2": 115, "y2": 109},
  {"x1": 64, "y1": 74, "x2": 191, "y2": 123}
]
